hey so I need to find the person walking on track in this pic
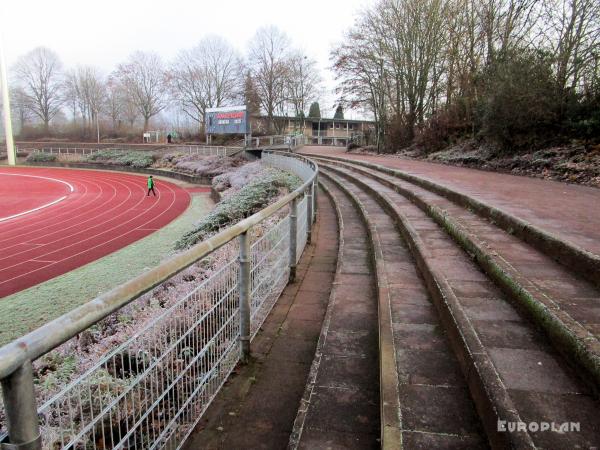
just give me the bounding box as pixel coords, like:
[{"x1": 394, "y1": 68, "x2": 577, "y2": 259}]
[{"x1": 147, "y1": 175, "x2": 156, "y2": 197}]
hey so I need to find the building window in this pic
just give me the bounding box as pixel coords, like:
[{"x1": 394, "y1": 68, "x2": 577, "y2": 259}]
[
  {"x1": 336, "y1": 123, "x2": 341, "y2": 129},
  {"x1": 348, "y1": 123, "x2": 354, "y2": 130},
  {"x1": 330, "y1": 123, "x2": 334, "y2": 129}
]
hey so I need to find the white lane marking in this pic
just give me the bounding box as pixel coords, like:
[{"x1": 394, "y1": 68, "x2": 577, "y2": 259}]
[
  {"x1": 0, "y1": 172, "x2": 75, "y2": 192},
  {"x1": 0, "y1": 196, "x2": 68, "y2": 223},
  {"x1": 0, "y1": 172, "x2": 75, "y2": 222}
]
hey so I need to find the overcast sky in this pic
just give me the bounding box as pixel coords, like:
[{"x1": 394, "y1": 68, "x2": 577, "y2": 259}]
[{"x1": 1, "y1": 0, "x2": 371, "y2": 119}]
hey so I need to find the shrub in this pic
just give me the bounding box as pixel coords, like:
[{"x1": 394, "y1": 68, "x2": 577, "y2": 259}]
[
  {"x1": 212, "y1": 161, "x2": 263, "y2": 193},
  {"x1": 175, "y1": 168, "x2": 301, "y2": 250},
  {"x1": 86, "y1": 150, "x2": 155, "y2": 168},
  {"x1": 477, "y1": 49, "x2": 559, "y2": 151},
  {"x1": 26, "y1": 152, "x2": 58, "y2": 162},
  {"x1": 154, "y1": 152, "x2": 188, "y2": 168},
  {"x1": 172, "y1": 155, "x2": 245, "y2": 177},
  {"x1": 386, "y1": 115, "x2": 414, "y2": 151},
  {"x1": 564, "y1": 91, "x2": 600, "y2": 141},
  {"x1": 414, "y1": 102, "x2": 470, "y2": 153}
]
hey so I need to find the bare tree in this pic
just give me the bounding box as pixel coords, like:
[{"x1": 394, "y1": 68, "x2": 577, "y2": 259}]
[
  {"x1": 478, "y1": 0, "x2": 540, "y2": 63},
  {"x1": 378, "y1": 0, "x2": 447, "y2": 132},
  {"x1": 114, "y1": 51, "x2": 168, "y2": 131},
  {"x1": 542, "y1": 0, "x2": 600, "y2": 94},
  {"x1": 286, "y1": 51, "x2": 321, "y2": 126},
  {"x1": 170, "y1": 36, "x2": 242, "y2": 130},
  {"x1": 13, "y1": 47, "x2": 64, "y2": 133},
  {"x1": 333, "y1": 0, "x2": 448, "y2": 147},
  {"x1": 248, "y1": 26, "x2": 291, "y2": 133},
  {"x1": 332, "y1": 23, "x2": 387, "y2": 150},
  {"x1": 104, "y1": 76, "x2": 125, "y2": 131},
  {"x1": 9, "y1": 86, "x2": 32, "y2": 134},
  {"x1": 122, "y1": 92, "x2": 139, "y2": 128},
  {"x1": 64, "y1": 66, "x2": 106, "y2": 136}
]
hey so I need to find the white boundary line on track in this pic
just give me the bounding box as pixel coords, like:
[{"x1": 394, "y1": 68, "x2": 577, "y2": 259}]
[{"x1": 0, "y1": 173, "x2": 75, "y2": 223}]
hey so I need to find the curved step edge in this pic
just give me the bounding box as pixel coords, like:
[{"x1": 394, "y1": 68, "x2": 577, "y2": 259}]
[{"x1": 320, "y1": 167, "x2": 535, "y2": 450}]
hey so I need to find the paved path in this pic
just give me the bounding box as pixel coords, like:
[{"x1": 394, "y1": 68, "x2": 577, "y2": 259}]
[
  {"x1": 184, "y1": 189, "x2": 338, "y2": 449},
  {"x1": 300, "y1": 147, "x2": 600, "y2": 256}
]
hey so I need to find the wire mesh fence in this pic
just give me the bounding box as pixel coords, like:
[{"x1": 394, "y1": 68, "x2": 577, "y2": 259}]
[
  {"x1": 0, "y1": 151, "x2": 317, "y2": 450},
  {"x1": 249, "y1": 215, "x2": 291, "y2": 338},
  {"x1": 36, "y1": 242, "x2": 241, "y2": 449},
  {"x1": 297, "y1": 197, "x2": 308, "y2": 264}
]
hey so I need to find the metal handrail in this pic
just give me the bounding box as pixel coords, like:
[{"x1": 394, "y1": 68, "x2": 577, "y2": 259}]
[
  {"x1": 0, "y1": 150, "x2": 318, "y2": 449},
  {"x1": 246, "y1": 134, "x2": 306, "y2": 151},
  {"x1": 30, "y1": 145, "x2": 243, "y2": 158}
]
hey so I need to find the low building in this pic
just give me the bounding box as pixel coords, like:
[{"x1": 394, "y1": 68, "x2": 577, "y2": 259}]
[{"x1": 251, "y1": 115, "x2": 375, "y2": 146}]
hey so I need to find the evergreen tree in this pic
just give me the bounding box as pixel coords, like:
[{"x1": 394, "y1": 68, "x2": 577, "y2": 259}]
[{"x1": 308, "y1": 102, "x2": 321, "y2": 118}]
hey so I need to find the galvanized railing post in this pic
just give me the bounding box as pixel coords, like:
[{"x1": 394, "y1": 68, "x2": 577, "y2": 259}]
[
  {"x1": 289, "y1": 197, "x2": 298, "y2": 282},
  {"x1": 1, "y1": 361, "x2": 42, "y2": 449},
  {"x1": 238, "y1": 230, "x2": 251, "y2": 363},
  {"x1": 312, "y1": 175, "x2": 318, "y2": 221},
  {"x1": 306, "y1": 184, "x2": 313, "y2": 245}
]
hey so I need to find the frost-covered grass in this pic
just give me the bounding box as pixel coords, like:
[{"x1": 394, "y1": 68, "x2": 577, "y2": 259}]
[
  {"x1": 212, "y1": 161, "x2": 264, "y2": 195},
  {"x1": 159, "y1": 153, "x2": 246, "y2": 177},
  {"x1": 175, "y1": 167, "x2": 301, "y2": 250},
  {"x1": 85, "y1": 150, "x2": 156, "y2": 168}
]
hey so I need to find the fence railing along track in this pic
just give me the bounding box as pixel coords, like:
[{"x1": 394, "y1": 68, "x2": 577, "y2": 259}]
[
  {"x1": 24, "y1": 145, "x2": 241, "y2": 158},
  {"x1": 245, "y1": 135, "x2": 306, "y2": 151},
  {"x1": 0, "y1": 151, "x2": 318, "y2": 450}
]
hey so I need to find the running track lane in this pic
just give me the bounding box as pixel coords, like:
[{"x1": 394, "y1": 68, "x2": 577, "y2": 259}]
[
  {"x1": 0, "y1": 172, "x2": 73, "y2": 220},
  {"x1": 0, "y1": 167, "x2": 191, "y2": 298}
]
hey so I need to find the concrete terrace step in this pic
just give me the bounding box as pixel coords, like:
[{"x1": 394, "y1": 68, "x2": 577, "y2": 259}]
[
  {"x1": 313, "y1": 156, "x2": 600, "y2": 394},
  {"x1": 317, "y1": 162, "x2": 600, "y2": 449},
  {"x1": 318, "y1": 172, "x2": 487, "y2": 449},
  {"x1": 290, "y1": 176, "x2": 381, "y2": 448}
]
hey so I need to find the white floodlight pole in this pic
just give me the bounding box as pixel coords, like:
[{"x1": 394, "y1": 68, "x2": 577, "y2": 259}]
[
  {"x1": 96, "y1": 111, "x2": 100, "y2": 144},
  {"x1": 0, "y1": 29, "x2": 16, "y2": 166}
]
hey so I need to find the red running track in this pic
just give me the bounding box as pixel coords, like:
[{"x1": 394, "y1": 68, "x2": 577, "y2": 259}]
[{"x1": 0, "y1": 167, "x2": 190, "y2": 298}]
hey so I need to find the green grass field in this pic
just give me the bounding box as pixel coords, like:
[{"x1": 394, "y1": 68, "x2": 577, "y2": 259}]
[{"x1": 0, "y1": 194, "x2": 213, "y2": 346}]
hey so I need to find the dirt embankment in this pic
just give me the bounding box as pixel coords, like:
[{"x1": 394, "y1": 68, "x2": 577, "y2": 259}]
[{"x1": 353, "y1": 140, "x2": 600, "y2": 188}]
